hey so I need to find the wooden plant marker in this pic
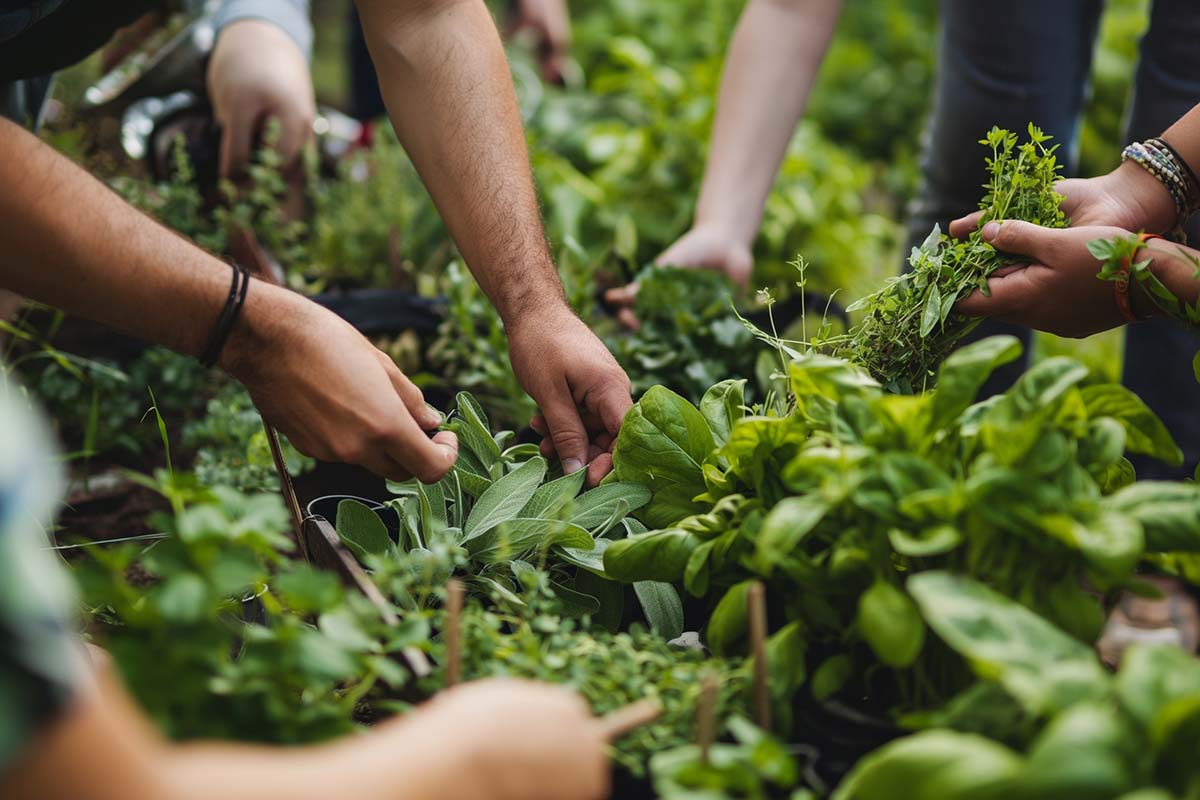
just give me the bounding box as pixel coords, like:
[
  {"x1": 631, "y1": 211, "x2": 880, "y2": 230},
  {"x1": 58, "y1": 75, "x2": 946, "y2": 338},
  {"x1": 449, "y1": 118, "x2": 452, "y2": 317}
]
[
  {"x1": 596, "y1": 698, "x2": 663, "y2": 742},
  {"x1": 445, "y1": 579, "x2": 465, "y2": 687},
  {"x1": 748, "y1": 581, "x2": 771, "y2": 732},
  {"x1": 697, "y1": 671, "x2": 719, "y2": 765}
]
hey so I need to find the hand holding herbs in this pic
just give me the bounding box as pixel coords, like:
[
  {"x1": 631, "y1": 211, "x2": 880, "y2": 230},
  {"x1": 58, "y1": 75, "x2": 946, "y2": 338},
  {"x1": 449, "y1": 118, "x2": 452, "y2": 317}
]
[{"x1": 829, "y1": 125, "x2": 1068, "y2": 392}]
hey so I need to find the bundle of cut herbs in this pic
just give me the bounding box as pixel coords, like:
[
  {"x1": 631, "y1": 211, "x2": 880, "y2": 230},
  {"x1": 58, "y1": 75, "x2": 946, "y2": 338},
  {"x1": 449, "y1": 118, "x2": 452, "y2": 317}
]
[{"x1": 833, "y1": 124, "x2": 1068, "y2": 392}]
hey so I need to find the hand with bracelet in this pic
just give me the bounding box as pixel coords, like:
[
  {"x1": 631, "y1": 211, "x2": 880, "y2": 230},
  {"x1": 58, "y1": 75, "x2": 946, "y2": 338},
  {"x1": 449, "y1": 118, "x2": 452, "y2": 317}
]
[
  {"x1": 0, "y1": 117, "x2": 458, "y2": 485},
  {"x1": 950, "y1": 103, "x2": 1200, "y2": 337}
]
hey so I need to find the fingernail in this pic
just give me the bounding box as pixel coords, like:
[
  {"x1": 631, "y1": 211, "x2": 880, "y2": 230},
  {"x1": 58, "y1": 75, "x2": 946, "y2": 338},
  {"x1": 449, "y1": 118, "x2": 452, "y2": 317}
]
[
  {"x1": 563, "y1": 458, "x2": 584, "y2": 474},
  {"x1": 982, "y1": 222, "x2": 1000, "y2": 241}
]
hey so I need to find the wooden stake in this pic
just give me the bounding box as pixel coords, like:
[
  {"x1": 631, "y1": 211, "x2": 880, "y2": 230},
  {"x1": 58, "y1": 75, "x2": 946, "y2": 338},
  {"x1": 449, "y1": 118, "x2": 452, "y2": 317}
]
[
  {"x1": 445, "y1": 579, "x2": 465, "y2": 687},
  {"x1": 595, "y1": 698, "x2": 663, "y2": 741},
  {"x1": 696, "y1": 671, "x2": 718, "y2": 765},
  {"x1": 748, "y1": 581, "x2": 772, "y2": 732}
]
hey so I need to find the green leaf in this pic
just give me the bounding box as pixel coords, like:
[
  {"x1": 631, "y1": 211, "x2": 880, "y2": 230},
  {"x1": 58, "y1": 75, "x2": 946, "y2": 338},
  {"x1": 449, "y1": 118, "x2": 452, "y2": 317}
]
[
  {"x1": 931, "y1": 336, "x2": 1023, "y2": 429},
  {"x1": 706, "y1": 580, "x2": 753, "y2": 657},
  {"x1": 919, "y1": 282, "x2": 942, "y2": 337},
  {"x1": 908, "y1": 572, "x2": 1108, "y2": 716},
  {"x1": 1080, "y1": 384, "x2": 1183, "y2": 466},
  {"x1": 1104, "y1": 482, "x2": 1200, "y2": 552},
  {"x1": 567, "y1": 482, "x2": 651, "y2": 530},
  {"x1": 153, "y1": 574, "x2": 209, "y2": 623},
  {"x1": 754, "y1": 495, "x2": 829, "y2": 574},
  {"x1": 633, "y1": 581, "x2": 684, "y2": 640},
  {"x1": 612, "y1": 386, "x2": 715, "y2": 528},
  {"x1": 1194, "y1": 351, "x2": 1200, "y2": 384},
  {"x1": 462, "y1": 456, "x2": 547, "y2": 540},
  {"x1": 465, "y1": 517, "x2": 592, "y2": 564},
  {"x1": 832, "y1": 730, "x2": 1021, "y2": 800},
  {"x1": 888, "y1": 525, "x2": 962, "y2": 558},
  {"x1": 550, "y1": 580, "x2": 602, "y2": 617},
  {"x1": 557, "y1": 536, "x2": 611, "y2": 576},
  {"x1": 451, "y1": 391, "x2": 503, "y2": 468},
  {"x1": 858, "y1": 581, "x2": 925, "y2": 668},
  {"x1": 763, "y1": 622, "x2": 807, "y2": 702},
  {"x1": 521, "y1": 467, "x2": 587, "y2": 519},
  {"x1": 335, "y1": 499, "x2": 392, "y2": 558},
  {"x1": 1017, "y1": 702, "x2": 1138, "y2": 799},
  {"x1": 811, "y1": 654, "x2": 854, "y2": 702},
  {"x1": 700, "y1": 379, "x2": 747, "y2": 448},
  {"x1": 603, "y1": 529, "x2": 699, "y2": 583}
]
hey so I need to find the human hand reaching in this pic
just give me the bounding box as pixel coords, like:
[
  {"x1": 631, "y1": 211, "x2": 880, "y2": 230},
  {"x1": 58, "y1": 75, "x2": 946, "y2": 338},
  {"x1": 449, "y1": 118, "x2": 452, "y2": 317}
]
[
  {"x1": 221, "y1": 283, "x2": 457, "y2": 482},
  {"x1": 506, "y1": 305, "x2": 631, "y2": 486},
  {"x1": 207, "y1": 19, "x2": 315, "y2": 178},
  {"x1": 604, "y1": 224, "x2": 752, "y2": 330}
]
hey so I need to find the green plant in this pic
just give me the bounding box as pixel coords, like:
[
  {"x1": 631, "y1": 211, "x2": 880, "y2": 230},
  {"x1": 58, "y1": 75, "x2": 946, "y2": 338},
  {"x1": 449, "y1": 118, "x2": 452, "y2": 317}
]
[
  {"x1": 334, "y1": 391, "x2": 684, "y2": 637},
  {"x1": 610, "y1": 266, "x2": 764, "y2": 401},
  {"x1": 603, "y1": 336, "x2": 1200, "y2": 727},
  {"x1": 830, "y1": 126, "x2": 1069, "y2": 392}
]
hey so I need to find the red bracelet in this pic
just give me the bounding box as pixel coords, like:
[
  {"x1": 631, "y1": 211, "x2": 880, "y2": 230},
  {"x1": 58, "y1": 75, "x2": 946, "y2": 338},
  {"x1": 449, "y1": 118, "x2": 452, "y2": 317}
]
[{"x1": 1114, "y1": 232, "x2": 1162, "y2": 324}]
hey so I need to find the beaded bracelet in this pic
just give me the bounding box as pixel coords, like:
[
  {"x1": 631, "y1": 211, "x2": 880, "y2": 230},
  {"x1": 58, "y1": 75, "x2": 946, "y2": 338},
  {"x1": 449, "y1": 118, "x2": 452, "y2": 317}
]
[{"x1": 1121, "y1": 138, "x2": 1200, "y2": 241}]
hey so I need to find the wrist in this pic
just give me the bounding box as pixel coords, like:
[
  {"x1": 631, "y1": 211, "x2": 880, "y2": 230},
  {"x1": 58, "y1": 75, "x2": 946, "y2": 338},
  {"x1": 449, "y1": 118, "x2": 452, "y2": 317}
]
[
  {"x1": 217, "y1": 280, "x2": 300, "y2": 380},
  {"x1": 690, "y1": 212, "x2": 757, "y2": 253},
  {"x1": 1109, "y1": 161, "x2": 1178, "y2": 234}
]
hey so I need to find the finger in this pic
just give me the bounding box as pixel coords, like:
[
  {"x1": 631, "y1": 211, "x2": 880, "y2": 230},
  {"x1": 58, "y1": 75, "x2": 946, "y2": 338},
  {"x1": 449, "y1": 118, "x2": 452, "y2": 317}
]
[
  {"x1": 272, "y1": 109, "x2": 315, "y2": 169},
  {"x1": 585, "y1": 380, "x2": 633, "y2": 438},
  {"x1": 980, "y1": 219, "x2": 1063, "y2": 263},
  {"x1": 539, "y1": 439, "x2": 557, "y2": 458},
  {"x1": 616, "y1": 307, "x2": 641, "y2": 331},
  {"x1": 955, "y1": 266, "x2": 1042, "y2": 317},
  {"x1": 540, "y1": 381, "x2": 590, "y2": 475},
  {"x1": 531, "y1": 415, "x2": 548, "y2": 435},
  {"x1": 948, "y1": 210, "x2": 985, "y2": 240},
  {"x1": 604, "y1": 283, "x2": 639, "y2": 308},
  {"x1": 594, "y1": 431, "x2": 613, "y2": 451},
  {"x1": 219, "y1": 111, "x2": 258, "y2": 179},
  {"x1": 380, "y1": 353, "x2": 441, "y2": 429},
  {"x1": 378, "y1": 417, "x2": 459, "y2": 484},
  {"x1": 585, "y1": 453, "x2": 613, "y2": 488}
]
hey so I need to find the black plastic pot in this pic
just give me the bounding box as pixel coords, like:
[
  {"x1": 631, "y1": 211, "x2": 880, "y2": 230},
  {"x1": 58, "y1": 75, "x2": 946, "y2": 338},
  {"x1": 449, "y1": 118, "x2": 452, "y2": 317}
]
[{"x1": 305, "y1": 493, "x2": 400, "y2": 540}]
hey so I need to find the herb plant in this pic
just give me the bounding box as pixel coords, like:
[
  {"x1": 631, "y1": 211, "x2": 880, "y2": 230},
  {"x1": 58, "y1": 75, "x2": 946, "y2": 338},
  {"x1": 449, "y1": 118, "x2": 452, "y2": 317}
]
[
  {"x1": 831, "y1": 126, "x2": 1069, "y2": 392},
  {"x1": 604, "y1": 336, "x2": 1200, "y2": 726}
]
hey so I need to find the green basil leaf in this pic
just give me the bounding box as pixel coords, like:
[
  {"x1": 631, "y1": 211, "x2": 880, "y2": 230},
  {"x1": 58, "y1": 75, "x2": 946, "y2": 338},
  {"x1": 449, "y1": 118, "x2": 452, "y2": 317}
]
[
  {"x1": 858, "y1": 580, "x2": 925, "y2": 668},
  {"x1": 931, "y1": 335, "x2": 1023, "y2": 430},
  {"x1": 603, "y1": 529, "x2": 699, "y2": 583},
  {"x1": 832, "y1": 730, "x2": 1021, "y2": 800},
  {"x1": 700, "y1": 378, "x2": 747, "y2": 448},
  {"x1": 1080, "y1": 384, "x2": 1182, "y2": 465},
  {"x1": 1104, "y1": 482, "x2": 1200, "y2": 552},
  {"x1": 612, "y1": 386, "x2": 715, "y2": 528},
  {"x1": 705, "y1": 579, "x2": 753, "y2": 657}
]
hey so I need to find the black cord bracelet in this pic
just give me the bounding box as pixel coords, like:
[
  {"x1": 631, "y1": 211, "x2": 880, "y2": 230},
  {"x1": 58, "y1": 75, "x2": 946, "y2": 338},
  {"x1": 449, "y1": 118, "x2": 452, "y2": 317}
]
[
  {"x1": 200, "y1": 264, "x2": 250, "y2": 368},
  {"x1": 1152, "y1": 137, "x2": 1200, "y2": 201}
]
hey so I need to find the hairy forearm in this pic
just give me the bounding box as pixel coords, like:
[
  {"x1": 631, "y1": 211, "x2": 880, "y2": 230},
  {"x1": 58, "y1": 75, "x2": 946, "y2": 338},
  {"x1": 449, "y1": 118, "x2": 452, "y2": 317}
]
[
  {"x1": 355, "y1": 0, "x2": 565, "y2": 324},
  {"x1": 0, "y1": 118, "x2": 305, "y2": 378},
  {"x1": 694, "y1": 0, "x2": 842, "y2": 245}
]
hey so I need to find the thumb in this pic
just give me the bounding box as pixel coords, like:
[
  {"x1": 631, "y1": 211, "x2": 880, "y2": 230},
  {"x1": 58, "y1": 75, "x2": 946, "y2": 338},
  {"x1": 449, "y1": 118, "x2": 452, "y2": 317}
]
[
  {"x1": 540, "y1": 382, "x2": 589, "y2": 475},
  {"x1": 980, "y1": 219, "x2": 1061, "y2": 263}
]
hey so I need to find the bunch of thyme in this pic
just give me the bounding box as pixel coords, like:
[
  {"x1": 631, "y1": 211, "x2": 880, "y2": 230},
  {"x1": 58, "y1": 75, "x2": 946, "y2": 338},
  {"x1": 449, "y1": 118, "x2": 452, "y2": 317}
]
[{"x1": 831, "y1": 125, "x2": 1069, "y2": 392}]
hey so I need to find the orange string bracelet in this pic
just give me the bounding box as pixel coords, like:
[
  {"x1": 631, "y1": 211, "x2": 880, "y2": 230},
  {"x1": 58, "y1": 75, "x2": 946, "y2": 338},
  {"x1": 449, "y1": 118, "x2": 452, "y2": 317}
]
[{"x1": 1114, "y1": 232, "x2": 1162, "y2": 324}]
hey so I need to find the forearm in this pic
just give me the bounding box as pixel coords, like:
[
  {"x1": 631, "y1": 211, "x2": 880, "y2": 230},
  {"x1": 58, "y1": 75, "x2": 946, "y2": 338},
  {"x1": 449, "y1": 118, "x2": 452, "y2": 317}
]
[
  {"x1": 214, "y1": 0, "x2": 313, "y2": 60},
  {"x1": 355, "y1": 0, "x2": 565, "y2": 325},
  {"x1": 693, "y1": 0, "x2": 842, "y2": 245},
  {"x1": 1160, "y1": 102, "x2": 1200, "y2": 173},
  {"x1": 0, "y1": 118, "x2": 299, "y2": 376},
  {"x1": 4, "y1": 677, "x2": 459, "y2": 800}
]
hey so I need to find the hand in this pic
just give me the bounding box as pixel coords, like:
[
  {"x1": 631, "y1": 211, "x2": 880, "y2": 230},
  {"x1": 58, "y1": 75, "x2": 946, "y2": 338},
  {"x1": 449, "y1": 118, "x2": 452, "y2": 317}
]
[
  {"x1": 221, "y1": 284, "x2": 458, "y2": 482},
  {"x1": 510, "y1": 0, "x2": 572, "y2": 84},
  {"x1": 949, "y1": 161, "x2": 1178, "y2": 240},
  {"x1": 404, "y1": 679, "x2": 609, "y2": 800},
  {"x1": 604, "y1": 224, "x2": 753, "y2": 330},
  {"x1": 206, "y1": 19, "x2": 315, "y2": 178},
  {"x1": 507, "y1": 305, "x2": 632, "y2": 486},
  {"x1": 954, "y1": 220, "x2": 1135, "y2": 338}
]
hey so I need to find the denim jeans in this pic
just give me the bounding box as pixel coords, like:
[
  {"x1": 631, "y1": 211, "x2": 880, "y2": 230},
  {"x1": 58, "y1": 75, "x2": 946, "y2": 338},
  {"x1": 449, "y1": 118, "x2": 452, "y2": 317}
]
[{"x1": 906, "y1": 0, "x2": 1200, "y2": 480}]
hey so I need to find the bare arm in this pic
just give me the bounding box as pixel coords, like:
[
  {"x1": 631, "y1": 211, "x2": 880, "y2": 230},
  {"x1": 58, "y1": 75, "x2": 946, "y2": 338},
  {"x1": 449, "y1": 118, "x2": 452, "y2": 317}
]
[
  {"x1": 607, "y1": 0, "x2": 842, "y2": 319},
  {"x1": 354, "y1": 0, "x2": 631, "y2": 484},
  {"x1": 4, "y1": 674, "x2": 607, "y2": 800},
  {"x1": 0, "y1": 118, "x2": 456, "y2": 482},
  {"x1": 695, "y1": 0, "x2": 843, "y2": 248}
]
